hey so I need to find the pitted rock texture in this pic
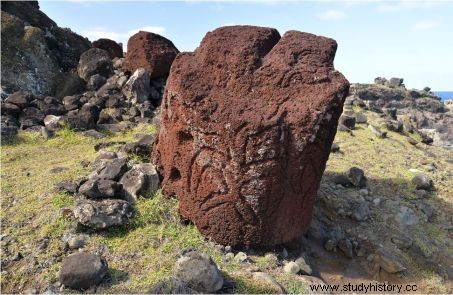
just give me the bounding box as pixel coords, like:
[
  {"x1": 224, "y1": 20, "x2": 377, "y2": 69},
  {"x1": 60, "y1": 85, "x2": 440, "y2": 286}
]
[
  {"x1": 152, "y1": 26, "x2": 349, "y2": 246},
  {"x1": 93, "y1": 38, "x2": 124, "y2": 59},
  {"x1": 122, "y1": 31, "x2": 179, "y2": 78}
]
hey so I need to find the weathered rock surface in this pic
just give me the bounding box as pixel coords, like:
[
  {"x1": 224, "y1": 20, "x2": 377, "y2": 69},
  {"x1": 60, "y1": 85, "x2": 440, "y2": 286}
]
[
  {"x1": 92, "y1": 38, "x2": 123, "y2": 59},
  {"x1": 174, "y1": 249, "x2": 224, "y2": 293},
  {"x1": 73, "y1": 198, "x2": 133, "y2": 229},
  {"x1": 153, "y1": 26, "x2": 349, "y2": 246},
  {"x1": 1, "y1": 1, "x2": 91, "y2": 96},
  {"x1": 122, "y1": 68, "x2": 151, "y2": 104},
  {"x1": 120, "y1": 163, "x2": 160, "y2": 203},
  {"x1": 59, "y1": 252, "x2": 108, "y2": 289},
  {"x1": 123, "y1": 31, "x2": 179, "y2": 78},
  {"x1": 77, "y1": 48, "x2": 113, "y2": 81}
]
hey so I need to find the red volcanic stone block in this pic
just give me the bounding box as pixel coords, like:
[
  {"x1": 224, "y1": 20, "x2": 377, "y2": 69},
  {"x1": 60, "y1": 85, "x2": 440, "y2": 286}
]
[
  {"x1": 123, "y1": 31, "x2": 179, "y2": 78},
  {"x1": 92, "y1": 38, "x2": 123, "y2": 59},
  {"x1": 152, "y1": 26, "x2": 349, "y2": 247}
]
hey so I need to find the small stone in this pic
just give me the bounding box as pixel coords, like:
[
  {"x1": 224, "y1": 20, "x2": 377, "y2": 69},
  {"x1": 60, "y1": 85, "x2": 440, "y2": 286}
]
[
  {"x1": 81, "y1": 129, "x2": 105, "y2": 139},
  {"x1": 372, "y1": 198, "x2": 381, "y2": 206},
  {"x1": 120, "y1": 163, "x2": 160, "y2": 203},
  {"x1": 224, "y1": 245, "x2": 232, "y2": 253},
  {"x1": 359, "y1": 188, "x2": 369, "y2": 196},
  {"x1": 224, "y1": 252, "x2": 235, "y2": 262},
  {"x1": 73, "y1": 199, "x2": 133, "y2": 229},
  {"x1": 174, "y1": 249, "x2": 224, "y2": 293},
  {"x1": 97, "y1": 157, "x2": 128, "y2": 181},
  {"x1": 332, "y1": 174, "x2": 352, "y2": 187},
  {"x1": 234, "y1": 252, "x2": 248, "y2": 263},
  {"x1": 351, "y1": 202, "x2": 370, "y2": 222},
  {"x1": 391, "y1": 236, "x2": 413, "y2": 250},
  {"x1": 41, "y1": 126, "x2": 54, "y2": 139},
  {"x1": 283, "y1": 261, "x2": 300, "y2": 274},
  {"x1": 67, "y1": 234, "x2": 88, "y2": 249},
  {"x1": 347, "y1": 167, "x2": 367, "y2": 188},
  {"x1": 330, "y1": 143, "x2": 340, "y2": 153},
  {"x1": 395, "y1": 206, "x2": 419, "y2": 226},
  {"x1": 295, "y1": 256, "x2": 312, "y2": 275},
  {"x1": 324, "y1": 239, "x2": 336, "y2": 252},
  {"x1": 374, "y1": 249, "x2": 406, "y2": 273},
  {"x1": 355, "y1": 112, "x2": 367, "y2": 124},
  {"x1": 252, "y1": 272, "x2": 286, "y2": 293},
  {"x1": 338, "y1": 239, "x2": 353, "y2": 258},
  {"x1": 59, "y1": 252, "x2": 108, "y2": 289},
  {"x1": 412, "y1": 174, "x2": 434, "y2": 191}
]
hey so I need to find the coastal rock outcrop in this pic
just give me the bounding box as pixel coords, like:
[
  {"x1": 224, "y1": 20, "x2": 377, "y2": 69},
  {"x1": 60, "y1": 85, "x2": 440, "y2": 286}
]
[
  {"x1": 122, "y1": 31, "x2": 179, "y2": 78},
  {"x1": 153, "y1": 26, "x2": 349, "y2": 246},
  {"x1": 1, "y1": 1, "x2": 91, "y2": 96}
]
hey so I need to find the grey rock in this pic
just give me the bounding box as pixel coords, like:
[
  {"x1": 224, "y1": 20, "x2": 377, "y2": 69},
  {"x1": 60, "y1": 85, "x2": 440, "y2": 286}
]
[
  {"x1": 347, "y1": 167, "x2": 367, "y2": 188},
  {"x1": 122, "y1": 68, "x2": 151, "y2": 104},
  {"x1": 385, "y1": 120, "x2": 404, "y2": 133},
  {"x1": 55, "y1": 181, "x2": 78, "y2": 195},
  {"x1": 338, "y1": 239, "x2": 353, "y2": 258},
  {"x1": 332, "y1": 174, "x2": 352, "y2": 187},
  {"x1": 59, "y1": 252, "x2": 107, "y2": 289},
  {"x1": 67, "y1": 234, "x2": 88, "y2": 249},
  {"x1": 81, "y1": 129, "x2": 105, "y2": 139},
  {"x1": 41, "y1": 126, "x2": 54, "y2": 139},
  {"x1": 374, "y1": 249, "x2": 406, "y2": 273},
  {"x1": 324, "y1": 239, "x2": 336, "y2": 252},
  {"x1": 43, "y1": 115, "x2": 63, "y2": 131},
  {"x1": 412, "y1": 174, "x2": 434, "y2": 191},
  {"x1": 62, "y1": 95, "x2": 81, "y2": 111},
  {"x1": 234, "y1": 252, "x2": 248, "y2": 263},
  {"x1": 174, "y1": 249, "x2": 224, "y2": 293},
  {"x1": 78, "y1": 178, "x2": 123, "y2": 199},
  {"x1": 388, "y1": 78, "x2": 404, "y2": 88},
  {"x1": 295, "y1": 255, "x2": 312, "y2": 275},
  {"x1": 120, "y1": 163, "x2": 160, "y2": 203},
  {"x1": 121, "y1": 134, "x2": 155, "y2": 157},
  {"x1": 73, "y1": 198, "x2": 133, "y2": 229},
  {"x1": 339, "y1": 115, "x2": 356, "y2": 130},
  {"x1": 351, "y1": 202, "x2": 370, "y2": 221},
  {"x1": 330, "y1": 143, "x2": 340, "y2": 153},
  {"x1": 86, "y1": 74, "x2": 106, "y2": 91},
  {"x1": 354, "y1": 112, "x2": 367, "y2": 124},
  {"x1": 5, "y1": 91, "x2": 33, "y2": 108},
  {"x1": 97, "y1": 157, "x2": 128, "y2": 181},
  {"x1": 77, "y1": 48, "x2": 113, "y2": 81},
  {"x1": 368, "y1": 125, "x2": 387, "y2": 138},
  {"x1": 391, "y1": 236, "x2": 413, "y2": 250},
  {"x1": 395, "y1": 206, "x2": 419, "y2": 226},
  {"x1": 1, "y1": 102, "x2": 21, "y2": 116},
  {"x1": 283, "y1": 261, "x2": 300, "y2": 274},
  {"x1": 1, "y1": 124, "x2": 18, "y2": 139},
  {"x1": 252, "y1": 272, "x2": 286, "y2": 293}
]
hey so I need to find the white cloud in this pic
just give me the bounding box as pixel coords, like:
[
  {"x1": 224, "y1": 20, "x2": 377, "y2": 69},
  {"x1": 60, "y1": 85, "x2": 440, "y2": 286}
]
[
  {"x1": 377, "y1": 0, "x2": 442, "y2": 12},
  {"x1": 317, "y1": 10, "x2": 347, "y2": 21},
  {"x1": 81, "y1": 26, "x2": 166, "y2": 50},
  {"x1": 413, "y1": 20, "x2": 440, "y2": 30}
]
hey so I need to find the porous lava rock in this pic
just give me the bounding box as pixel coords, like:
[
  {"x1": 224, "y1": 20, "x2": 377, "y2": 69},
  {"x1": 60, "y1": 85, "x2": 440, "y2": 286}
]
[
  {"x1": 122, "y1": 31, "x2": 179, "y2": 78},
  {"x1": 152, "y1": 26, "x2": 349, "y2": 246},
  {"x1": 93, "y1": 38, "x2": 123, "y2": 59}
]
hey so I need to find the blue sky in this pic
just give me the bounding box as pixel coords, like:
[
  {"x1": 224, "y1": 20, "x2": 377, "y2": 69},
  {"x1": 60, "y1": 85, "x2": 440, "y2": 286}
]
[{"x1": 40, "y1": 0, "x2": 453, "y2": 90}]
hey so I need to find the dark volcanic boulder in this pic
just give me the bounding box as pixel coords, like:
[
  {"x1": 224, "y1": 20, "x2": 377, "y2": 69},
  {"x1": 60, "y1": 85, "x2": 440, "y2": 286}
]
[
  {"x1": 1, "y1": 1, "x2": 91, "y2": 96},
  {"x1": 152, "y1": 26, "x2": 349, "y2": 246},
  {"x1": 93, "y1": 38, "x2": 123, "y2": 59},
  {"x1": 122, "y1": 31, "x2": 179, "y2": 78},
  {"x1": 77, "y1": 48, "x2": 113, "y2": 81},
  {"x1": 59, "y1": 252, "x2": 108, "y2": 289}
]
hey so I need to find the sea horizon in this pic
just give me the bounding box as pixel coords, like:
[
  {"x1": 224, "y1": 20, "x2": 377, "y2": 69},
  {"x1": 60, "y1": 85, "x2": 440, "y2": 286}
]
[{"x1": 434, "y1": 91, "x2": 453, "y2": 101}]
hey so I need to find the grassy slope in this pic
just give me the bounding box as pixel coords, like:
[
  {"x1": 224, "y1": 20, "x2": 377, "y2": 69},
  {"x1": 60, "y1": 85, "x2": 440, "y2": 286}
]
[{"x1": 1, "y1": 110, "x2": 452, "y2": 293}]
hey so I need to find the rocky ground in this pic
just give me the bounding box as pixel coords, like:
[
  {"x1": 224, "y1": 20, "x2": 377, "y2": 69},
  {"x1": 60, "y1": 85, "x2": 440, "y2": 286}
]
[{"x1": 1, "y1": 97, "x2": 452, "y2": 293}]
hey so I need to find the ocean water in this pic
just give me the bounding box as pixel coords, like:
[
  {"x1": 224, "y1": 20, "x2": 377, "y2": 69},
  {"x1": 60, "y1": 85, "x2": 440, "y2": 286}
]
[{"x1": 434, "y1": 91, "x2": 453, "y2": 101}]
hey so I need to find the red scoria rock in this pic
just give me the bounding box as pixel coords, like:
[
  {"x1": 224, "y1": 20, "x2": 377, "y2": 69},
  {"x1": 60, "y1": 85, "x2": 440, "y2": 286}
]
[
  {"x1": 93, "y1": 38, "x2": 123, "y2": 59},
  {"x1": 123, "y1": 31, "x2": 179, "y2": 78},
  {"x1": 152, "y1": 26, "x2": 349, "y2": 246}
]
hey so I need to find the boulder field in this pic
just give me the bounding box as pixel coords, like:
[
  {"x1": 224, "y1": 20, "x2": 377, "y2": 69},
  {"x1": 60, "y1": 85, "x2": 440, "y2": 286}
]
[{"x1": 153, "y1": 26, "x2": 349, "y2": 246}]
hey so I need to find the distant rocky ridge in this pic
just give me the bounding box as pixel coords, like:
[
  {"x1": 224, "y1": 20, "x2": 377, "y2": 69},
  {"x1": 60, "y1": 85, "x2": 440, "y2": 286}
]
[
  {"x1": 1, "y1": 1, "x2": 91, "y2": 97},
  {"x1": 345, "y1": 77, "x2": 452, "y2": 149}
]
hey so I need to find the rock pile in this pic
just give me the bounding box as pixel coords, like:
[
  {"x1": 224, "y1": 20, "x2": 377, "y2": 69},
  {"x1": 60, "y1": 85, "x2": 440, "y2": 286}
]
[
  {"x1": 1, "y1": 42, "x2": 169, "y2": 139},
  {"x1": 345, "y1": 78, "x2": 452, "y2": 148},
  {"x1": 57, "y1": 146, "x2": 159, "y2": 230},
  {"x1": 153, "y1": 25, "x2": 349, "y2": 246}
]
